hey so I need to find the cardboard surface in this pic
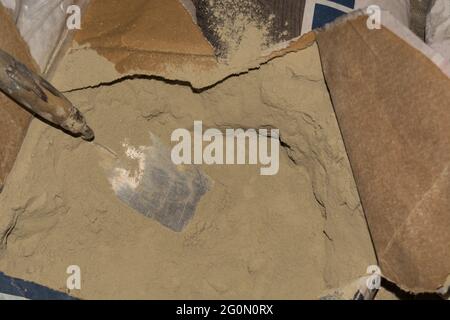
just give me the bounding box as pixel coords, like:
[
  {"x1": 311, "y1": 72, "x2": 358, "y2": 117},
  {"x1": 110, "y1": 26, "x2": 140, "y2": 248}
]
[
  {"x1": 0, "y1": 5, "x2": 39, "y2": 191},
  {"x1": 75, "y1": 0, "x2": 216, "y2": 74},
  {"x1": 317, "y1": 15, "x2": 450, "y2": 292}
]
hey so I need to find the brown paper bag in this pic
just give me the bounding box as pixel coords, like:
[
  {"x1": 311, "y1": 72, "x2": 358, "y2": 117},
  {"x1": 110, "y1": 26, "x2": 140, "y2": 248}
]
[
  {"x1": 316, "y1": 14, "x2": 450, "y2": 293},
  {"x1": 0, "y1": 5, "x2": 39, "y2": 191}
]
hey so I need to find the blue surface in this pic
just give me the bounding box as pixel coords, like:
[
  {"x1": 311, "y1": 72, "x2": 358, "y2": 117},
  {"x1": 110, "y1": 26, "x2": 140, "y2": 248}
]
[
  {"x1": 312, "y1": 3, "x2": 349, "y2": 30},
  {"x1": 0, "y1": 272, "x2": 75, "y2": 300}
]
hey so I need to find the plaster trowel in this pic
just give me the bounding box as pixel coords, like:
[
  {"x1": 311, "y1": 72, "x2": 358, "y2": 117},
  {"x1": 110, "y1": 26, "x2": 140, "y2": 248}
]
[
  {"x1": 96, "y1": 134, "x2": 210, "y2": 232},
  {"x1": 0, "y1": 48, "x2": 210, "y2": 232}
]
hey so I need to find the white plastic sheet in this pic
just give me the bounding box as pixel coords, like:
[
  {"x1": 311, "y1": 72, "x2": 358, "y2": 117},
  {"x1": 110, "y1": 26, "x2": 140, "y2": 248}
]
[
  {"x1": 356, "y1": 0, "x2": 411, "y2": 27},
  {"x1": 426, "y1": 0, "x2": 450, "y2": 60},
  {"x1": 0, "y1": 0, "x2": 15, "y2": 14},
  {"x1": 0, "y1": 0, "x2": 89, "y2": 73}
]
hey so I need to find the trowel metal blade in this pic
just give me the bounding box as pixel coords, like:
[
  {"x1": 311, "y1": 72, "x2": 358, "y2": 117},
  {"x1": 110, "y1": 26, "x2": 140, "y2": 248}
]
[{"x1": 109, "y1": 136, "x2": 210, "y2": 232}]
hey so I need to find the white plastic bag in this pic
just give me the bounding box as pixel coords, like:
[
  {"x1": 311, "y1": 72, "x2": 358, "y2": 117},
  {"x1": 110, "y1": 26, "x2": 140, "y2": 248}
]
[
  {"x1": 0, "y1": 0, "x2": 15, "y2": 15},
  {"x1": 426, "y1": 0, "x2": 450, "y2": 60},
  {"x1": 355, "y1": 0, "x2": 411, "y2": 27},
  {"x1": 0, "y1": 0, "x2": 89, "y2": 73}
]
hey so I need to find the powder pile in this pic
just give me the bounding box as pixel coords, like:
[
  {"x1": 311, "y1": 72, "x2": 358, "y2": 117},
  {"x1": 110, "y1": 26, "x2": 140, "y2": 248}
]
[{"x1": 0, "y1": 42, "x2": 376, "y2": 298}]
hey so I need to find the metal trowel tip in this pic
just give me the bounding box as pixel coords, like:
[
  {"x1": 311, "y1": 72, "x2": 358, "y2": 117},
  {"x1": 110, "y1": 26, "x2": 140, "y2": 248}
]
[{"x1": 81, "y1": 125, "x2": 95, "y2": 141}]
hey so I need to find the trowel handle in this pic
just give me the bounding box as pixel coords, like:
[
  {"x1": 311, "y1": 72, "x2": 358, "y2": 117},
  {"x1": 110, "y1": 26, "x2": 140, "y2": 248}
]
[{"x1": 0, "y1": 48, "x2": 94, "y2": 140}]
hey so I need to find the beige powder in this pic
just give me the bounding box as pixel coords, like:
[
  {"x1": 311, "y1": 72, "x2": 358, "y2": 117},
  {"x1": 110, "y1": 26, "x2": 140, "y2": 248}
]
[{"x1": 0, "y1": 42, "x2": 376, "y2": 299}]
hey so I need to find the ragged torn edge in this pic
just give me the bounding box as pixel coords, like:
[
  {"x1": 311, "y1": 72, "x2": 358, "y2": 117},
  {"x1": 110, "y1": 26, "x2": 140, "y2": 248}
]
[
  {"x1": 59, "y1": 9, "x2": 449, "y2": 94},
  {"x1": 140, "y1": 31, "x2": 317, "y2": 88},
  {"x1": 62, "y1": 31, "x2": 317, "y2": 94},
  {"x1": 315, "y1": 9, "x2": 450, "y2": 79}
]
